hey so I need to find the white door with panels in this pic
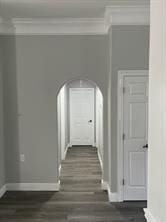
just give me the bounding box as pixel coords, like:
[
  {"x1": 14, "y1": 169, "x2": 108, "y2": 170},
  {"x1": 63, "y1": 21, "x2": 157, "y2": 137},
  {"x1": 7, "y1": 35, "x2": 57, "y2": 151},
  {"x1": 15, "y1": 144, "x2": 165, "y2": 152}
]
[
  {"x1": 70, "y1": 88, "x2": 94, "y2": 146},
  {"x1": 123, "y1": 75, "x2": 148, "y2": 200}
]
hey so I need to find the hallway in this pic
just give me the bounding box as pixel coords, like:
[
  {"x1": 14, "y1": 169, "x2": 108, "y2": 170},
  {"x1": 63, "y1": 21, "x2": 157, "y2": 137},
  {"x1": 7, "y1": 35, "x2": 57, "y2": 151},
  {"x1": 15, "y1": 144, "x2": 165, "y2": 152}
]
[{"x1": 0, "y1": 146, "x2": 146, "y2": 221}]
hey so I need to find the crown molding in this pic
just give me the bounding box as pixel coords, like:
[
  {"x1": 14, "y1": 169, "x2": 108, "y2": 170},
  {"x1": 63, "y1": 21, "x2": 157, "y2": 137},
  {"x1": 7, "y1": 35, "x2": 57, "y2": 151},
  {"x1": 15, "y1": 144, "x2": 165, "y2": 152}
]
[
  {"x1": 0, "y1": 18, "x2": 15, "y2": 35},
  {"x1": 105, "y1": 5, "x2": 150, "y2": 25},
  {"x1": 12, "y1": 18, "x2": 109, "y2": 35},
  {"x1": 0, "y1": 5, "x2": 150, "y2": 35},
  {"x1": 0, "y1": 0, "x2": 149, "y2": 5}
]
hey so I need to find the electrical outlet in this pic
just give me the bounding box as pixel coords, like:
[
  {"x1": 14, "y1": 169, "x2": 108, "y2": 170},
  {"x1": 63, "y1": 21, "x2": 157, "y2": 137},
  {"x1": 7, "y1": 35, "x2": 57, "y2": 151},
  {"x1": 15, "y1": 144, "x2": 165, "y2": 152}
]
[{"x1": 20, "y1": 154, "x2": 25, "y2": 162}]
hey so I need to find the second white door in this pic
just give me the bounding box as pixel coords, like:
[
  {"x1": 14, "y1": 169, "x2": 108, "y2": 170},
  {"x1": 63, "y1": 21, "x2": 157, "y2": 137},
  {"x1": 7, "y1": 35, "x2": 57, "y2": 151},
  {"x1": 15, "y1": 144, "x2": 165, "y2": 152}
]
[
  {"x1": 70, "y1": 88, "x2": 94, "y2": 146},
  {"x1": 123, "y1": 75, "x2": 148, "y2": 200}
]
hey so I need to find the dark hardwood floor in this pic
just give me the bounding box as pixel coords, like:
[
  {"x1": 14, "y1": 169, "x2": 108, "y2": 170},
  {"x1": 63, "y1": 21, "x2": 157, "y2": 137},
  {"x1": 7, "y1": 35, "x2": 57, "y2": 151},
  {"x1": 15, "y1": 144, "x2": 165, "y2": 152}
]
[{"x1": 0, "y1": 146, "x2": 147, "y2": 221}]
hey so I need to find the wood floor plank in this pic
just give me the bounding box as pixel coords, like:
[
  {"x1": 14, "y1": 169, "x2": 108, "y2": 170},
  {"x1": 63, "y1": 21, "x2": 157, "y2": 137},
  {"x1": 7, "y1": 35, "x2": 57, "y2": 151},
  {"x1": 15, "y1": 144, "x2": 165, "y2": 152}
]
[{"x1": 0, "y1": 146, "x2": 146, "y2": 221}]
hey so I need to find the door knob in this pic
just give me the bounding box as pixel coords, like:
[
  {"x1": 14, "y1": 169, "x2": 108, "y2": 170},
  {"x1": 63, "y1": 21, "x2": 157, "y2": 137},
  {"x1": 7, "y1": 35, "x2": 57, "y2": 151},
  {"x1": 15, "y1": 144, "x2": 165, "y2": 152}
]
[
  {"x1": 142, "y1": 144, "x2": 148, "y2": 149},
  {"x1": 88, "y1": 120, "x2": 92, "y2": 123}
]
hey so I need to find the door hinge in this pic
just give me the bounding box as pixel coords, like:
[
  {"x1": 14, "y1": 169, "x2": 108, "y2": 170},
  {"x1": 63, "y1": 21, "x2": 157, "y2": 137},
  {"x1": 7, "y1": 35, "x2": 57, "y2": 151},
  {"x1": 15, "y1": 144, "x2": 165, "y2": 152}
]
[
  {"x1": 122, "y1": 179, "x2": 125, "y2": 186},
  {"x1": 122, "y1": 133, "x2": 125, "y2": 140}
]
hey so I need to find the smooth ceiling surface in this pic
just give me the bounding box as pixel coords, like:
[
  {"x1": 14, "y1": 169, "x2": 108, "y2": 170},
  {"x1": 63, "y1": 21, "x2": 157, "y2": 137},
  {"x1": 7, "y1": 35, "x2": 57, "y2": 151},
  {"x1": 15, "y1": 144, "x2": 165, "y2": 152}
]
[{"x1": 0, "y1": 0, "x2": 150, "y2": 19}]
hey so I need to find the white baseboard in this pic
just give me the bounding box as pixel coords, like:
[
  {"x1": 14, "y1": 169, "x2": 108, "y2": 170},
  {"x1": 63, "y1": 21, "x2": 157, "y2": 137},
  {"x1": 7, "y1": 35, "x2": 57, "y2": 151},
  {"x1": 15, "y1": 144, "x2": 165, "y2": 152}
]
[
  {"x1": 101, "y1": 180, "x2": 119, "y2": 202},
  {"x1": 59, "y1": 164, "x2": 61, "y2": 175},
  {"x1": 63, "y1": 143, "x2": 70, "y2": 160},
  {"x1": 144, "y1": 209, "x2": 157, "y2": 222},
  {"x1": 101, "y1": 179, "x2": 108, "y2": 190},
  {"x1": 108, "y1": 191, "x2": 119, "y2": 202},
  {"x1": 6, "y1": 181, "x2": 60, "y2": 191},
  {"x1": 0, "y1": 185, "x2": 7, "y2": 198},
  {"x1": 97, "y1": 149, "x2": 103, "y2": 171}
]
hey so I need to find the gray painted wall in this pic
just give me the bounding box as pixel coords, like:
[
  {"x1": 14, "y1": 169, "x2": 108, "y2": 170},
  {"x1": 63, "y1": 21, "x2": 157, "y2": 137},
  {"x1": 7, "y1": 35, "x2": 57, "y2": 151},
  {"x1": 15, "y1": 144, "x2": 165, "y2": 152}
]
[
  {"x1": 0, "y1": 38, "x2": 5, "y2": 189},
  {"x1": 110, "y1": 26, "x2": 150, "y2": 192},
  {"x1": 0, "y1": 27, "x2": 149, "y2": 192},
  {"x1": 2, "y1": 36, "x2": 20, "y2": 183},
  {"x1": 3, "y1": 35, "x2": 109, "y2": 184}
]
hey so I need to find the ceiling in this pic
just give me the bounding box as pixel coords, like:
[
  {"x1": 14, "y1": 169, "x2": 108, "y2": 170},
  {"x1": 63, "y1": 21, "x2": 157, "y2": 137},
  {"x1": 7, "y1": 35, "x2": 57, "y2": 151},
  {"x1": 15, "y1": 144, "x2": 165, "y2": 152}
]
[{"x1": 0, "y1": 0, "x2": 150, "y2": 19}]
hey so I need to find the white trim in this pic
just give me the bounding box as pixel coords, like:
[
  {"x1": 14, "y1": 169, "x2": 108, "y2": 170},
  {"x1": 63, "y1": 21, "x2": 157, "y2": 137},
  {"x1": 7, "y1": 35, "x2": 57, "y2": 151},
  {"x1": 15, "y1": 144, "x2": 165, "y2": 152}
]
[
  {"x1": 101, "y1": 180, "x2": 119, "y2": 202},
  {"x1": 0, "y1": 18, "x2": 15, "y2": 35},
  {"x1": 97, "y1": 149, "x2": 103, "y2": 171},
  {"x1": 144, "y1": 209, "x2": 158, "y2": 222},
  {"x1": 63, "y1": 143, "x2": 70, "y2": 160},
  {"x1": 105, "y1": 6, "x2": 150, "y2": 25},
  {"x1": 12, "y1": 18, "x2": 109, "y2": 35},
  {"x1": 59, "y1": 86, "x2": 67, "y2": 162},
  {"x1": 117, "y1": 70, "x2": 149, "y2": 202},
  {"x1": 0, "y1": 0, "x2": 147, "y2": 4},
  {"x1": 59, "y1": 165, "x2": 62, "y2": 175},
  {"x1": 106, "y1": 183, "x2": 111, "y2": 202},
  {"x1": 0, "y1": 182, "x2": 60, "y2": 199},
  {"x1": 0, "y1": 4, "x2": 150, "y2": 35},
  {"x1": 108, "y1": 191, "x2": 119, "y2": 203},
  {"x1": 101, "y1": 179, "x2": 108, "y2": 191},
  {"x1": 69, "y1": 142, "x2": 72, "y2": 148},
  {"x1": 0, "y1": 185, "x2": 7, "y2": 198},
  {"x1": 6, "y1": 182, "x2": 60, "y2": 191}
]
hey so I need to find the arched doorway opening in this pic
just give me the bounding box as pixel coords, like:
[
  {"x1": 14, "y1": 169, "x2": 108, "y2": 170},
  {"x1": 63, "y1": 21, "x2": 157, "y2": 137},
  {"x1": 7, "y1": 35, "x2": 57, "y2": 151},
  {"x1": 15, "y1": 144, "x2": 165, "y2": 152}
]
[{"x1": 57, "y1": 78, "x2": 104, "y2": 183}]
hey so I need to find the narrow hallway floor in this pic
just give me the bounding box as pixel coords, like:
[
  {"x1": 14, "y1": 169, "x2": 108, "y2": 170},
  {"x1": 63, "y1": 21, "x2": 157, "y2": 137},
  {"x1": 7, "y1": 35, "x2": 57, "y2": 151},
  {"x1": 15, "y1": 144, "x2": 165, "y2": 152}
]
[{"x1": 0, "y1": 146, "x2": 146, "y2": 222}]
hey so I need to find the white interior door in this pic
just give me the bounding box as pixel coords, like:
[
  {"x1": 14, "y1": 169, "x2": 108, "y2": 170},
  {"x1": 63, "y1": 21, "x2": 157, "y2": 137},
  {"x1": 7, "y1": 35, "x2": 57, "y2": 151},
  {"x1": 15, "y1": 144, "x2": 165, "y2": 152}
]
[
  {"x1": 70, "y1": 88, "x2": 94, "y2": 146},
  {"x1": 123, "y1": 75, "x2": 148, "y2": 200}
]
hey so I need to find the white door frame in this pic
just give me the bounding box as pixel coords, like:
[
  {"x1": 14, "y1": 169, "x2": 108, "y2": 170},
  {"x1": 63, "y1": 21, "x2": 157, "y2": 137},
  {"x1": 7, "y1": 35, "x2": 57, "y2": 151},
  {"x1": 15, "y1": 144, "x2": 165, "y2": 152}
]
[
  {"x1": 69, "y1": 88, "x2": 95, "y2": 146},
  {"x1": 60, "y1": 87, "x2": 66, "y2": 160},
  {"x1": 117, "y1": 70, "x2": 149, "y2": 201}
]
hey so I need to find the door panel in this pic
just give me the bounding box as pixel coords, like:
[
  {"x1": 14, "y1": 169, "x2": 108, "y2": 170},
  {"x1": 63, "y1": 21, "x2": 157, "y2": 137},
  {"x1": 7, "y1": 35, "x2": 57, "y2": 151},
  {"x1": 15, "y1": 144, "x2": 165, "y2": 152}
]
[
  {"x1": 129, "y1": 102, "x2": 147, "y2": 139},
  {"x1": 70, "y1": 88, "x2": 94, "y2": 146},
  {"x1": 129, "y1": 151, "x2": 146, "y2": 186},
  {"x1": 123, "y1": 76, "x2": 148, "y2": 200}
]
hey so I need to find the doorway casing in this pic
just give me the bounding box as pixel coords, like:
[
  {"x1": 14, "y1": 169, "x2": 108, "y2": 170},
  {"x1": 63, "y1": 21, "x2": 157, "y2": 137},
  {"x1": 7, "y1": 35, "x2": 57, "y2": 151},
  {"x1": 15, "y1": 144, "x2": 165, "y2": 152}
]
[{"x1": 57, "y1": 77, "x2": 105, "y2": 186}]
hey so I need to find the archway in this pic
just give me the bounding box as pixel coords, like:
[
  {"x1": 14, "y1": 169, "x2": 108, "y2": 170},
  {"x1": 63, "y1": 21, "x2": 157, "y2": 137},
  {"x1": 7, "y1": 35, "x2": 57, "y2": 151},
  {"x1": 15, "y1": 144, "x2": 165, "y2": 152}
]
[{"x1": 57, "y1": 78, "x2": 104, "y2": 184}]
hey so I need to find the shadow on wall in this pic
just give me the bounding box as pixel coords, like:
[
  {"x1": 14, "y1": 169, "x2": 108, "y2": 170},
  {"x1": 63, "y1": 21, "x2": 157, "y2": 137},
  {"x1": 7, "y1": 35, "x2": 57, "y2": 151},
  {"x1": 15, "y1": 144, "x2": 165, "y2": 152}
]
[{"x1": 2, "y1": 34, "x2": 20, "y2": 183}]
